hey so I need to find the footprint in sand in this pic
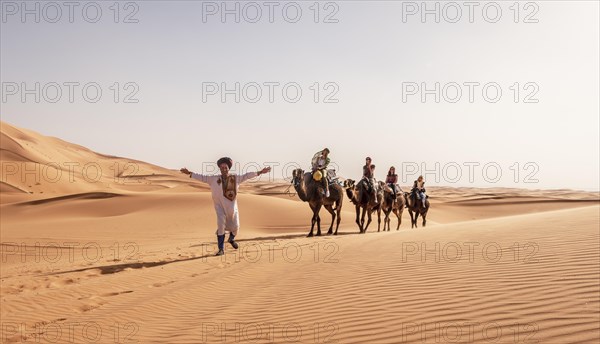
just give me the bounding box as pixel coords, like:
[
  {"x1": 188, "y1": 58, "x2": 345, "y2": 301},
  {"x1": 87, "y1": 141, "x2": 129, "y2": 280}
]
[
  {"x1": 100, "y1": 290, "x2": 134, "y2": 297},
  {"x1": 149, "y1": 281, "x2": 175, "y2": 288},
  {"x1": 2, "y1": 285, "x2": 23, "y2": 295},
  {"x1": 85, "y1": 269, "x2": 102, "y2": 278},
  {"x1": 78, "y1": 302, "x2": 104, "y2": 313},
  {"x1": 217, "y1": 261, "x2": 234, "y2": 269},
  {"x1": 47, "y1": 278, "x2": 76, "y2": 289}
]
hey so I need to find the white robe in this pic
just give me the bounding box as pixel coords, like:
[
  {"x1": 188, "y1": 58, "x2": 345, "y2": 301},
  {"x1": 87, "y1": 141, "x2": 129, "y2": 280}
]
[{"x1": 190, "y1": 171, "x2": 257, "y2": 236}]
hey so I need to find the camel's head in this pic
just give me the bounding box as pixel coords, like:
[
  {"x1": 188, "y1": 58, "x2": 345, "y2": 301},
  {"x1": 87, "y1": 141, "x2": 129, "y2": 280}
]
[
  {"x1": 380, "y1": 181, "x2": 393, "y2": 193},
  {"x1": 377, "y1": 186, "x2": 385, "y2": 198},
  {"x1": 343, "y1": 179, "x2": 356, "y2": 201},
  {"x1": 291, "y1": 168, "x2": 304, "y2": 187},
  {"x1": 343, "y1": 179, "x2": 356, "y2": 189}
]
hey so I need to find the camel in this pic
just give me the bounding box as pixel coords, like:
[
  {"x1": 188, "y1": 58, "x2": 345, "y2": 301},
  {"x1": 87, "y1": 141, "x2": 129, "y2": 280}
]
[
  {"x1": 343, "y1": 178, "x2": 382, "y2": 233},
  {"x1": 404, "y1": 191, "x2": 430, "y2": 228},
  {"x1": 380, "y1": 182, "x2": 405, "y2": 231},
  {"x1": 291, "y1": 168, "x2": 343, "y2": 237}
]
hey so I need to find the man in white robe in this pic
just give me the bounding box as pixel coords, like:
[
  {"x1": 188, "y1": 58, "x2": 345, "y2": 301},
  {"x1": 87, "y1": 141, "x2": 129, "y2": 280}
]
[{"x1": 180, "y1": 157, "x2": 271, "y2": 256}]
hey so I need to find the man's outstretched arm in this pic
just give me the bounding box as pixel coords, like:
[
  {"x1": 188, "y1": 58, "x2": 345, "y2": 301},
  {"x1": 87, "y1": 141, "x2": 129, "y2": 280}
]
[
  {"x1": 238, "y1": 166, "x2": 271, "y2": 184},
  {"x1": 180, "y1": 167, "x2": 210, "y2": 183}
]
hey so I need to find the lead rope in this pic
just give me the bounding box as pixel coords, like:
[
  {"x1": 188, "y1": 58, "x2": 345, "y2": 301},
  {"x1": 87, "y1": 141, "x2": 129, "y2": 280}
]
[{"x1": 285, "y1": 177, "x2": 297, "y2": 197}]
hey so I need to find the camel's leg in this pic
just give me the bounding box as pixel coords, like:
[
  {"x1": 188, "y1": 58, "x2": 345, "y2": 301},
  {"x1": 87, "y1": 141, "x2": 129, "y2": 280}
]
[
  {"x1": 414, "y1": 211, "x2": 420, "y2": 229},
  {"x1": 315, "y1": 204, "x2": 323, "y2": 236},
  {"x1": 355, "y1": 205, "x2": 362, "y2": 233},
  {"x1": 324, "y1": 204, "x2": 335, "y2": 235},
  {"x1": 422, "y1": 210, "x2": 427, "y2": 227},
  {"x1": 408, "y1": 209, "x2": 415, "y2": 228},
  {"x1": 308, "y1": 205, "x2": 317, "y2": 237},
  {"x1": 386, "y1": 207, "x2": 394, "y2": 231},
  {"x1": 363, "y1": 207, "x2": 372, "y2": 233},
  {"x1": 376, "y1": 207, "x2": 381, "y2": 232},
  {"x1": 359, "y1": 206, "x2": 366, "y2": 233},
  {"x1": 362, "y1": 207, "x2": 368, "y2": 231},
  {"x1": 334, "y1": 201, "x2": 342, "y2": 235},
  {"x1": 386, "y1": 209, "x2": 393, "y2": 231},
  {"x1": 396, "y1": 208, "x2": 403, "y2": 230}
]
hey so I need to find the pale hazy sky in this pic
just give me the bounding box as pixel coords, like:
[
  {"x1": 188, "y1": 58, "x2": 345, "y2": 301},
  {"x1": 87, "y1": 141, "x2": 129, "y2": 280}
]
[{"x1": 1, "y1": 1, "x2": 598, "y2": 190}]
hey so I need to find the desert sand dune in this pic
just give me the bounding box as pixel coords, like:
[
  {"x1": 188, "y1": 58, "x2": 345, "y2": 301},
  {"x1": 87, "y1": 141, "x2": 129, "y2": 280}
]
[
  {"x1": 0, "y1": 121, "x2": 203, "y2": 198},
  {"x1": 1, "y1": 206, "x2": 598, "y2": 343},
  {"x1": 1, "y1": 121, "x2": 598, "y2": 343}
]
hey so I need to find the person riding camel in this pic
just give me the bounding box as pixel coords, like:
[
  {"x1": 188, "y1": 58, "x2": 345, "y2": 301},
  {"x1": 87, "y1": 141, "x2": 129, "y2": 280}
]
[
  {"x1": 311, "y1": 148, "x2": 331, "y2": 197},
  {"x1": 362, "y1": 157, "x2": 378, "y2": 204},
  {"x1": 412, "y1": 175, "x2": 427, "y2": 209},
  {"x1": 385, "y1": 166, "x2": 401, "y2": 199}
]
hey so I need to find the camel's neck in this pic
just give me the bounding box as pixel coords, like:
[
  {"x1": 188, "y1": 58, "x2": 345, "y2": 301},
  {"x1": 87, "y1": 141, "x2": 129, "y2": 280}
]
[
  {"x1": 346, "y1": 187, "x2": 358, "y2": 205},
  {"x1": 294, "y1": 177, "x2": 310, "y2": 202}
]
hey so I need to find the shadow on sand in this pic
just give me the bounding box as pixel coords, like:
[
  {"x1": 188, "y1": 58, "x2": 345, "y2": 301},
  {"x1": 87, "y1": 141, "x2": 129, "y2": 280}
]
[{"x1": 42, "y1": 230, "x2": 362, "y2": 277}]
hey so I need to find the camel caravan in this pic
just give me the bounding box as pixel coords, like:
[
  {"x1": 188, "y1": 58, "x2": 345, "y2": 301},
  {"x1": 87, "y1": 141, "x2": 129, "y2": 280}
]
[{"x1": 291, "y1": 149, "x2": 430, "y2": 237}]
